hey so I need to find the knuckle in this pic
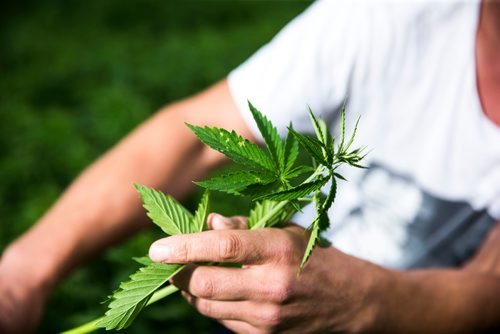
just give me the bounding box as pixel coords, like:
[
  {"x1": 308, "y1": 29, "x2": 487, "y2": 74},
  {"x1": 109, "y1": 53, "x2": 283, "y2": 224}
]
[
  {"x1": 232, "y1": 216, "x2": 249, "y2": 229},
  {"x1": 269, "y1": 282, "x2": 293, "y2": 304},
  {"x1": 195, "y1": 299, "x2": 213, "y2": 317},
  {"x1": 218, "y1": 234, "x2": 243, "y2": 261},
  {"x1": 175, "y1": 242, "x2": 190, "y2": 262},
  {"x1": 192, "y1": 277, "x2": 215, "y2": 299},
  {"x1": 259, "y1": 305, "x2": 283, "y2": 328},
  {"x1": 266, "y1": 272, "x2": 295, "y2": 304}
]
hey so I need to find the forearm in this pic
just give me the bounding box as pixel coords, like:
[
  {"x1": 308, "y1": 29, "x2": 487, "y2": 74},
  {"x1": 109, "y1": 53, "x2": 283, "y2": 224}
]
[
  {"x1": 368, "y1": 268, "x2": 500, "y2": 333},
  {"x1": 1, "y1": 81, "x2": 240, "y2": 293}
]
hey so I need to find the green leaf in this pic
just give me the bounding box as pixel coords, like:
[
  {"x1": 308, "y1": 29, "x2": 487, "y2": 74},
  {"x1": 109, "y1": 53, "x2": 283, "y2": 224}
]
[
  {"x1": 195, "y1": 171, "x2": 276, "y2": 195},
  {"x1": 308, "y1": 107, "x2": 326, "y2": 145},
  {"x1": 322, "y1": 177, "x2": 337, "y2": 212},
  {"x1": 257, "y1": 177, "x2": 329, "y2": 202},
  {"x1": 344, "y1": 116, "x2": 360, "y2": 151},
  {"x1": 186, "y1": 123, "x2": 275, "y2": 173},
  {"x1": 308, "y1": 109, "x2": 336, "y2": 165},
  {"x1": 135, "y1": 184, "x2": 194, "y2": 235},
  {"x1": 338, "y1": 100, "x2": 347, "y2": 151},
  {"x1": 301, "y1": 221, "x2": 319, "y2": 268},
  {"x1": 283, "y1": 124, "x2": 299, "y2": 172},
  {"x1": 97, "y1": 263, "x2": 184, "y2": 330},
  {"x1": 248, "y1": 101, "x2": 284, "y2": 172},
  {"x1": 289, "y1": 128, "x2": 328, "y2": 166},
  {"x1": 332, "y1": 172, "x2": 347, "y2": 181},
  {"x1": 240, "y1": 181, "x2": 281, "y2": 197},
  {"x1": 193, "y1": 190, "x2": 210, "y2": 232},
  {"x1": 284, "y1": 165, "x2": 315, "y2": 179},
  {"x1": 248, "y1": 200, "x2": 297, "y2": 229},
  {"x1": 132, "y1": 256, "x2": 154, "y2": 266}
]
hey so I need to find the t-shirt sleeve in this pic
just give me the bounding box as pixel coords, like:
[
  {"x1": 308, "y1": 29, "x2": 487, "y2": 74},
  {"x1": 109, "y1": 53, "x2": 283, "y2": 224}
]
[{"x1": 228, "y1": 0, "x2": 367, "y2": 140}]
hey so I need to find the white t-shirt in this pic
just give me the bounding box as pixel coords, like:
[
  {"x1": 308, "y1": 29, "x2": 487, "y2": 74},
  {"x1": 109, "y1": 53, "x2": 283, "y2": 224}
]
[{"x1": 228, "y1": 0, "x2": 500, "y2": 269}]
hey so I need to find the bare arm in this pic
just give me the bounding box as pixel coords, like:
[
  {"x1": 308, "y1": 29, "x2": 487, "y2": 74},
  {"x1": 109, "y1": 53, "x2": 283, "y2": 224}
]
[
  {"x1": 0, "y1": 80, "x2": 252, "y2": 332},
  {"x1": 376, "y1": 221, "x2": 500, "y2": 333}
]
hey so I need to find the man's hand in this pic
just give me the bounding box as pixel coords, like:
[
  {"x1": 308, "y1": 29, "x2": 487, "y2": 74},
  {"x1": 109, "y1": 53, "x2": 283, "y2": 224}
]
[{"x1": 149, "y1": 214, "x2": 380, "y2": 333}]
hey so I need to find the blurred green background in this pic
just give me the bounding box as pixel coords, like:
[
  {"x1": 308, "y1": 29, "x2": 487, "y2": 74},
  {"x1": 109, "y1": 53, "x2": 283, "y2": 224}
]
[{"x1": 0, "y1": 0, "x2": 310, "y2": 333}]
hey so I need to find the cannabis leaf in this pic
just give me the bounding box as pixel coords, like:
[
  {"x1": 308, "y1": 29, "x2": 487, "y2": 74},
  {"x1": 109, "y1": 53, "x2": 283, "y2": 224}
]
[
  {"x1": 186, "y1": 124, "x2": 275, "y2": 173},
  {"x1": 135, "y1": 184, "x2": 194, "y2": 235},
  {"x1": 248, "y1": 101, "x2": 284, "y2": 171},
  {"x1": 257, "y1": 177, "x2": 329, "y2": 202},
  {"x1": 66, "y1": 101, "x2": 366, "y2": 334},
  {"x1": 193, "y1": 190, "x2": 210, "y2": 232},
  {"x1": 96, "y1": 263, "x2": 183, "y2": 330},
  {"x1": 96, "y1": 185, "x2": 211, "y2": 331},
  {"x1": 190, "y1": 103, "x2": 365, "y2": 268},
  {"x1": 248, "y1": 200, "x2": 296, "y2": 229},
  {"x1": 195, "y1": 171, "x2": 275, "y2": 195}
]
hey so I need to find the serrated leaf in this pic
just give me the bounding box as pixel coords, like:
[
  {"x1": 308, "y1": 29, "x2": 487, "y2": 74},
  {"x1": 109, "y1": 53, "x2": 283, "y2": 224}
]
[
  {"x1": 284, "y1": 165, "x2": 315, "y2": 179},
  {"x1": 257, "y1": 177, "x2": 329, "y2": 202},
  {"x1": 338, "y1": 100, "x2": 347, "y2": 150},
  {"x1": 322, "y1": 177, "x2": 337, "y2": 212},
  {"x1": 320, "y1": 120, "x2": 334, "y2": 164},
  {"x1": 133, "y1": 256, "x2": 154, "y2": 266},
  {"x1": 248, "y1": 102, "x2": 284, "y2": 172},
  {"x1": 195, "y1": 171, "x2": 276, "y2": 195},
  {"x1": 248, "y1": 200, "x2": 297, "y2": 229},
  {"x1": 289, "y1": 128, "x2": 328, "y2": 166},
  {"x1": 193, "y1": 190, "x2": 210, "y2": 232},
  {"x1": 300, "y1": 221, "x2": 319, "y2": 268},
  {"x1": 135, "y1": 184, "x2": 194, "y2": 235},
  {"x1": 344, "y1": 116, "x2": 360, "y2": 151},
  {"x1": 240, "y1": 181, "x2": 280, "y2": 197},
  {"x1": 308, "y1": 109, "x2": 336, "y2": 165},
  {"x1": 97, "y1": 263, "x2": 184, "y2": 330},
  {"x1": 333, "y1": 172, "x2": 347, "y2": 181},
  {"x1": 186, "y1": 123, "x2": 275, "y2": 173},
  {"x1": 308, "y1": 107, "x2": 326, "y2": 145},
  {"x1": 284, "y1": 124, "x2": 299, "y2": 172}
]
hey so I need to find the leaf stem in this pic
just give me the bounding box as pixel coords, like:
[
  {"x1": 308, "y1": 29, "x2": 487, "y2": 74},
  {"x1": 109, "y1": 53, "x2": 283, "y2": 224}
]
[
  {"x1": 60, "y1": 285, "x2": 180, "y2": 334},
  {"x1": 253, "y1": 165, "x2": 326, "y2": 229}
]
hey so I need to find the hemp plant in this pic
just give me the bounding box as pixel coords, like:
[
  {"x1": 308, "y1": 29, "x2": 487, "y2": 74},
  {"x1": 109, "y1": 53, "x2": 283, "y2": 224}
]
[{"x1": 63, "y1": 102, "x2": 365, "y2": 334}]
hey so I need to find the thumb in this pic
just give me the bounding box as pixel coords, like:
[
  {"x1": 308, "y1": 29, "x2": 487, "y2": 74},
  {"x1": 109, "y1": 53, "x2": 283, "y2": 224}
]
[{"x1": 207, "y1": 213, "x2": 248, "y2": 230}]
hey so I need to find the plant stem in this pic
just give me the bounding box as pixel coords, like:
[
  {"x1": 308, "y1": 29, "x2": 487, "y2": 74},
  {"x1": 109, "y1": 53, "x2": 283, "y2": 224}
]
[{"x1": 60, "y1": 285, "x2": 179, "y2": 334}]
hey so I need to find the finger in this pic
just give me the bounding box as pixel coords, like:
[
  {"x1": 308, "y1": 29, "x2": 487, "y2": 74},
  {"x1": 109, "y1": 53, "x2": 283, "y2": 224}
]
[
  {"x1": 173, "y1": 265, "x2": 285, "y2": 302},
  {"x1": 183, "y1": 294, "x2": 282, "y2": 329},
  {"x1": 208, "y1": 213, "x2": 248, "y2": 230},
  {"x1": 149, "y1": 228, "x2": 292, "y2": 265}
]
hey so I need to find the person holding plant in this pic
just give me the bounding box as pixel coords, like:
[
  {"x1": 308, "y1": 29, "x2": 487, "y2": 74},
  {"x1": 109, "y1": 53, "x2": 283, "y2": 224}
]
[{"x1": 1, "y1": 0, "x2": 499, "y2": 333}]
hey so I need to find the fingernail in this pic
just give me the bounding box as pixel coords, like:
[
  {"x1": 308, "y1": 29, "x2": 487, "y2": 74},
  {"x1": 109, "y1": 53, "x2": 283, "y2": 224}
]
[
  {"x1": 149, "y1": 242, "x2": 171, "y2": 262},
  {"x1": 211, "y1": 213, "x2": 233, "y2": 230}
]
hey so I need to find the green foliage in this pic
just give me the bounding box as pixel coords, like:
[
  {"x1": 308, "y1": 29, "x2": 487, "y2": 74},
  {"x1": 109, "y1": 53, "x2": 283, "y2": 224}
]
[
  {"x1": 186, "y1": 124, "x2": 275, "y2": 173},
  {"x1": 258, "y1": 177, "x2": 329, "y2": 202},
  {"x1": 70, "y1": 102, "x2": 365, "y2": 333},
  {"x1": 98, "y1": 186, "x2": 213, "y2": 330},
  {"x1": 248, "y1": 200, "x2": 296, "y2": 229},
  {"x1": 195, "y1": 171, "x2": 275, "y2": 195},
  {"x1": 135, "y1": 184, "x2": 194, "y2": 236},
  {"x1": 97, "y1": 263, "x2": 184, "y2": 330},
  {"x1": 193, "y1": 191, "x2": 210, "y2": 233}
]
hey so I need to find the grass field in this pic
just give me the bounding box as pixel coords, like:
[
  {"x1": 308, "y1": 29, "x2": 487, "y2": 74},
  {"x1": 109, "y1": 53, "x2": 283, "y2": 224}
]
[{"x1": 0, "y1": 1, "x2": 310, "y2": 332}]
